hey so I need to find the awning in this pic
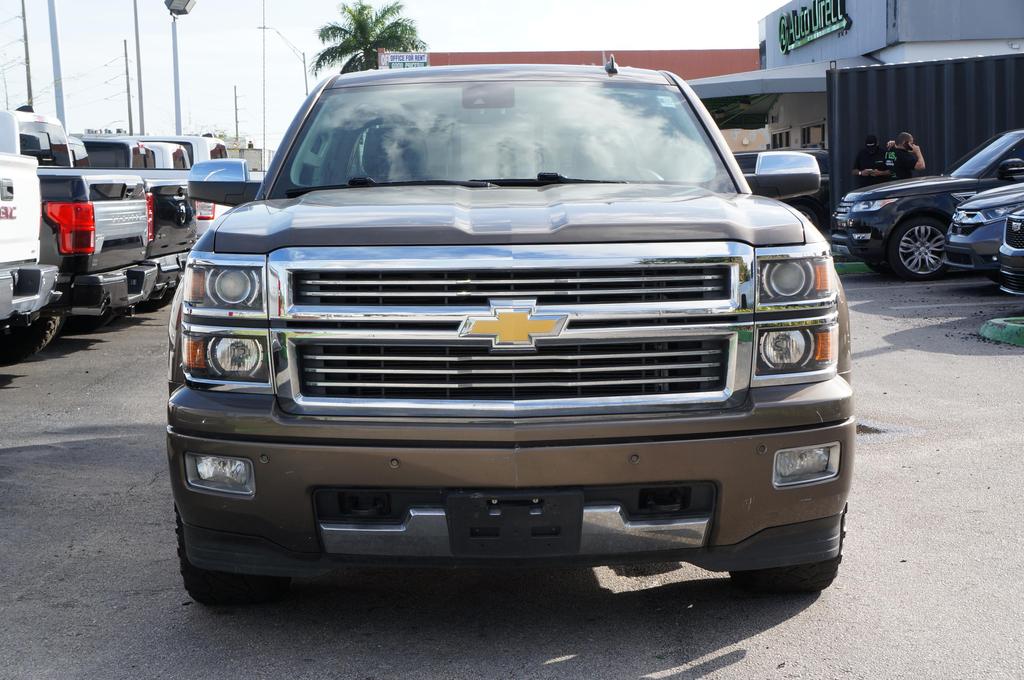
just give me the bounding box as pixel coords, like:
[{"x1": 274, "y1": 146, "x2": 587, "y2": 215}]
[{"x1": 689, "y1": 56, "x2": 879, "y2": 99}]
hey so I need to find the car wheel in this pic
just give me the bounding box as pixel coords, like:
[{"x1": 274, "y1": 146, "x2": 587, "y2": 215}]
[
  {"x1": 729, "y1": 555, "x2": 841, "y2": 594},
  {"x1": 0, "y1": 314, "x2": 64, "y2": 365},
  {"x1": 175, "y1": 510, "x2": 290, "y2": 606},
  {"x1": 887, "y1": 218, "x2": 948, "y2": 281}
]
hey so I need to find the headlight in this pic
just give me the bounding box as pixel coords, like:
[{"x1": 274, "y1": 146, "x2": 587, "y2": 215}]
[
  {"x1": 756, "y1": 323, "x2": 837, "y2": 378},
  {"x1": 757, "y1": 252, "x2": 836, "y2": 308},
  {"x1": 182, "y1": 327, "x2": 270, "y2": 385},
  {"x1": 852, "y1": 198, "x2": 897, "y2": 212},
  {"x1": 184, "y1": 253, "x2": 266, "y2": 317},
  {"x1": 981, "y1": 203, "x2": 1024, "y2": 221}
]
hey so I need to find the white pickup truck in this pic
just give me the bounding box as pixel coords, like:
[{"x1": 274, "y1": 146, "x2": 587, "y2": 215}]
[{"x1": 0, "y1": 149, "x2": 61, "y2": 363}]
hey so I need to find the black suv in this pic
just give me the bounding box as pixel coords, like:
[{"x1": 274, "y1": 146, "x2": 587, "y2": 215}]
[
  {"x1": 832, "y1": 130, "x2": 1024, "y2": 280},
  {"x1": 736, "y1": 149, "x2": 830, "y2": 229}
]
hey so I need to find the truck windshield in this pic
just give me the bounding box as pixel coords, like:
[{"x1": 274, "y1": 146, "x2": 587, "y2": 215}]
[
  {"x1": 949, "y1": 133, "x2": 1024, "y2": 178},
  {"x1": 274, "y1": 80, "x2": 736, "y2": 196}
]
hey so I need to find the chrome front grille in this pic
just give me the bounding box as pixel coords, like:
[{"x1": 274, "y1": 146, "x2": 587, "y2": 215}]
[
  {"x1": 1006, "y1": 219, "x2": 1024, "y2": 249},
  {"x1": 298, "y1": 338, "x2": 729, "y2": 401},
  {"x1": 268, "y1": 243, "x2": 755, "y2": 418},
  {"x1": 293, "y1": 266, "x2": 732, "y2": 307}
]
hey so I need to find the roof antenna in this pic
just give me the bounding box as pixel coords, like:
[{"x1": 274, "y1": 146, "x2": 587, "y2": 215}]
[{"x1": 604, "y1": 53, "x2": 618, "y2": 76}]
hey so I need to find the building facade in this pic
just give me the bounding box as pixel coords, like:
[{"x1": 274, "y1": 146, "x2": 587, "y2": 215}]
[{"x1": 693, "y1": 0, "x2": 1024, "y2": 150}]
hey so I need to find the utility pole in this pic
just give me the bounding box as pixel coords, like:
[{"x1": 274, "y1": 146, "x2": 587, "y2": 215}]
[
  {"x1": 19, "y1": 0, "x2": 31, "y2": 107},
  {"x1": 123, "y1": 40, "x2": 134, "y2": 134},
  {"x1": 2, "y1": 70, "x2": 9, "y2": 110},
  {"x1": 132, "y1": 0, "x2": 145, "y2": 133},
  {"x1": 46, "y1": 0, "x2": 65, "y2": 126},
  {"x1": 233, "y1": 85, "x2": 239, "y2": 143}
]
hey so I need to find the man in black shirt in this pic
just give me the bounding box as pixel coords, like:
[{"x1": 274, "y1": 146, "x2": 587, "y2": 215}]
[
  {"x1": 852, "y1": 135, "x2": 887, "y2": 187},
  {"x1": 884, "y1": 132, "x2": 926, "y2": 180}
]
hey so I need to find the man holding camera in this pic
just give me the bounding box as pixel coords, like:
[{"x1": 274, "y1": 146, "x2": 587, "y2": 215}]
[{"x1": 884, "y1": 132, "x2": 927, "y2": 180}]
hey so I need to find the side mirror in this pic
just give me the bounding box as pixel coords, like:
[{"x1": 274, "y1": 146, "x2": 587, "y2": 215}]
[
  {"x1": 187, "y1": 159, "x2": 261, "y2": 206},
  {"x1": 997, "y1": 158, "x2": 1024, "y2": 182},
  {"x1": 745, "y1": 151, "x2": 821, "y2": 200}
]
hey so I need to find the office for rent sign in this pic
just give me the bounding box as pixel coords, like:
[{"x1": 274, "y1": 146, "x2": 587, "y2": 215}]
[
  {"x1": 778, "y1": 0, "x2": 851, "y2": 54},
  {"x1": 382, "y1": 52, "x2": 430, "y2": 69}
]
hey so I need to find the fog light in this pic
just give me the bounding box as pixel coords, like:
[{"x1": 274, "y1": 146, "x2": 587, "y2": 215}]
[
  {"x1": 185, "y1": 453, "x2": 254, "y2": 496},
  {"x1": 773, "y1": 443, "x2": 840, "y2": 488}
]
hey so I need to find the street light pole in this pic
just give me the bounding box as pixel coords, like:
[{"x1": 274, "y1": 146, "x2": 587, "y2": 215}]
[
  {"x1": 46, "y1": 0, "x2": 65, "y2": 126},
  {"x1": 132, "y1": 0, "x2": 145, "y2": 134},
  {"x1": 258, "y1": 25, "x2": 308, "y2": 96},
  {"x1": 171, "y1": 14, "x2": 181, "y2": 134}
]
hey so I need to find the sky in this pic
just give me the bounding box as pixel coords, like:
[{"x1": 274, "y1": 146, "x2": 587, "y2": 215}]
[{"x1": 0, "y1": 0, "x2": 782, "y2": 150}]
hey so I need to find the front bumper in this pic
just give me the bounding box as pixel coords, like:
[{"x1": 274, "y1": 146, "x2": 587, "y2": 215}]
[
  {"x1": 945, "y1": 220, "x2": 1002, "y2": 271},
  {"x1": 831, "y1": 210, "x2": 892, "y2": 263},
  {"x1": 169, "y1": 377, "x2": 855, "y2": 574},
  {"x1": 999, "y1": 243, "x2": 1024, "y2": 294},
  {"x1": 0, "y1": 264, "x2": 60, "y2": 325}
]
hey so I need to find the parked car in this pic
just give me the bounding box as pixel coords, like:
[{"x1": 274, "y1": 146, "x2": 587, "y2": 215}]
[
  {"x1": 0, "y1": 111, "x2": 161, "y2": 327},
  {"x1": 735, "y1": 149, "x2": 830, "y2": 228},
  {"x1": 998, "y1": 210, "x2": 1024, "y2": 295},
  {"x1": 832, "y1": 130, "x2": 1024, "y2": 280},
  {"x1": 139, "y1": 135, "x2": 228, "y2": 228},
  {"x1": 80, "y1": 136, "x2": 191, "y2": 171},
  {"x1": 168, "y1": 64, "x2": 853, "y2": 605},
  {"x1": 945, "y1": 184, "x2": 1024, "y2": 280},
  {"x1": 81, "y1": 136, "x2": 197, "y2": 304},
  {"x1": 0, "y1": 148, "x2": 61, "y2": 363}
]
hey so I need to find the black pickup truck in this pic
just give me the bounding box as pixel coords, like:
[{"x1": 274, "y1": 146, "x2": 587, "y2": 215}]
[{"x1": 832, "y1": 130, "x2": 1024, "y2": 280}]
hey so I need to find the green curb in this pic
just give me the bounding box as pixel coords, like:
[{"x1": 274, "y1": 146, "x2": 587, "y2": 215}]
[
  {"x1": 979, "y1": 317, "x2": 1024, "y2": 347},
  {"x1": 834, "y1": 262, "x2": 874, "y2": 275}
]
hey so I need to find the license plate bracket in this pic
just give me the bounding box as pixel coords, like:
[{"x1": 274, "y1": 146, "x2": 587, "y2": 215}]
[{"x1": 447, "y1": 490, "x2": 584, "y2": 558}]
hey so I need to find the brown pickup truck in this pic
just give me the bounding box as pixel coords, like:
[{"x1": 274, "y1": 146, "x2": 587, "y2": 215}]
[{"x1": 167, "y1": 64, "x2": 854, "y2": 605}]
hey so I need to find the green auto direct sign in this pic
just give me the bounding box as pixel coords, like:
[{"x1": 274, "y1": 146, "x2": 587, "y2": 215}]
[{"x1": 778, "y1": 0, "x2": 852, "y2": 54}]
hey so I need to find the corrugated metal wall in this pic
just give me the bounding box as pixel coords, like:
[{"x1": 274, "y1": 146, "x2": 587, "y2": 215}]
[{"x1": 827, "y1": 53, "x2": 1024, "y2": 205}]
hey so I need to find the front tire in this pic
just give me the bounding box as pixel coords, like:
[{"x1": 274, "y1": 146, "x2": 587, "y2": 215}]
[
  {"x1": 887, "y1": 218, "x2": 948, "y2": 281},
  {"x1": 176, "y1": 510, "x2": 290, "y2": 606},
  {"x1": 0, "y1": 314, "x2": 64, "y2": 365},
  {"x1": 729, "y1": 555, "x2": 841, "y2": 594}
]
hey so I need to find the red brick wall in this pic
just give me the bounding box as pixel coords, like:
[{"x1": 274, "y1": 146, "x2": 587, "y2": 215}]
[{"x1": 426, "y1": 49, "x2": 760, "y2": 80}]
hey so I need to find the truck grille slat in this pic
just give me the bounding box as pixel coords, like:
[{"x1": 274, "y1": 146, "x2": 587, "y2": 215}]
[
  {"x1": 269, "y1": 243, "x2": 754, "y2": 416},
  {"x1": 1006, "y1": 222, "x2": 1024, "y2": 249},
  {"x1": 294, "y1": 266, "x2": 731, "y2": 306},
  {"x1": 298, "y1": 339, "x2": 729, "y2": 401}
]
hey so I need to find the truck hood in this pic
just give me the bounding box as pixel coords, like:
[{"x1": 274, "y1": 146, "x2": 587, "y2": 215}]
[
  {"x1": 958, "y1": 183, "x2": 1024, "y2": 210},
  {"x1": 845, "y1": 175, "x2": 978, "y2": 202},
  {"x1": 210, "y1": 184, "x2": 808, "y2": 253}
]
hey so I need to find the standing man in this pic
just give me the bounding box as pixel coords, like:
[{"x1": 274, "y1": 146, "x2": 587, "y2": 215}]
[
  {"x1": 852, "y1": 134, "x2": 887, "y2": 187},
  {"x1": 884, "y1": 132, "x2": 926, "y2": 180}
]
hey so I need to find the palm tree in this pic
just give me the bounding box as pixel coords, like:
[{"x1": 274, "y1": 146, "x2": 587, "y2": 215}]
[{"x1": 312, "y1": 1, "x2": 426, "y2": 74}]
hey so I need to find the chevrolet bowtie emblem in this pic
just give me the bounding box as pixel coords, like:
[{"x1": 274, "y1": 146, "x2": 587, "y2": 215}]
[{"x1": 460, "y1": 302, "x2": 568, "y2": 348}]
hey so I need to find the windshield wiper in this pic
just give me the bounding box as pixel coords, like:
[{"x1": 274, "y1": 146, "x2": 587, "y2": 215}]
[
  {"x1": 285, "y1": 178, "x2": 495, "y2": 198},
  {"x1": 471, "y1": 172, "x2": 629, "y2": 187}
]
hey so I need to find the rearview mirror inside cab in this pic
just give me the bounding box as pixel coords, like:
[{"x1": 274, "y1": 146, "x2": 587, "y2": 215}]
[{"x1": 746, "y1": 151, "x2": 821, "y2": 200}]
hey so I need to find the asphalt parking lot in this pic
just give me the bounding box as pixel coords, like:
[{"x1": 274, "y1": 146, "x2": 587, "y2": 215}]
[{"x1": 2, "y1": 271, "x2": 1023, "y2": 680}]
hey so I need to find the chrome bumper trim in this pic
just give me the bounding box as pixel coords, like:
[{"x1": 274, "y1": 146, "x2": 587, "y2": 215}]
[{"x1": 319, "y1": 505, "x2": 709, "y2": 557}]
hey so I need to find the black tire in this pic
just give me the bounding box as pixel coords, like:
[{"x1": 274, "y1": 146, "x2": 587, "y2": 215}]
[
  {"x1": 175, "y1": 510, "x2": 290, "y2": 606},
  {"x1": 886, "y1": 218, "x2": 949, "y2": 281},
  {"x1": 0, "y1": 314, "x2": 64, "y2": 365},
  {"x1": 62, "y1": 309, "x2": 116, "y2": 334},
  {"x1": 729, "y1": 555, "x2": 841, "y2": 594}
]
